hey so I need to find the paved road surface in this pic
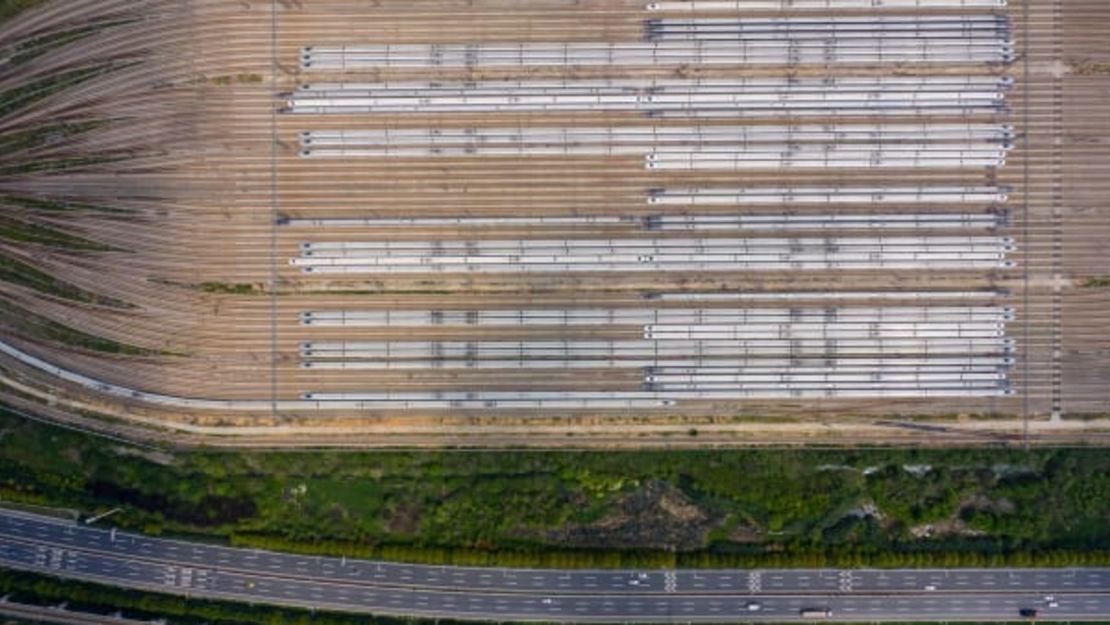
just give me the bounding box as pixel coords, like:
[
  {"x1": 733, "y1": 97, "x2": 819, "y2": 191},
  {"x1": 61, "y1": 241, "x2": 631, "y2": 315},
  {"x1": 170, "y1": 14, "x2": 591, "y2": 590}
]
[{"x1": 1, "y1": 509, "x2": 1107, "y2": 621}]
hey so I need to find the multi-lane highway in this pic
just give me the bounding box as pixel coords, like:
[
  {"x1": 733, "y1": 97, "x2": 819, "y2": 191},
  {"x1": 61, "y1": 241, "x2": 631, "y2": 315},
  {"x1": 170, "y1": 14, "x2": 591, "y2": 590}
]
[{"x1": 0, "y1": 509, "x2": 1107, "y2": 621}]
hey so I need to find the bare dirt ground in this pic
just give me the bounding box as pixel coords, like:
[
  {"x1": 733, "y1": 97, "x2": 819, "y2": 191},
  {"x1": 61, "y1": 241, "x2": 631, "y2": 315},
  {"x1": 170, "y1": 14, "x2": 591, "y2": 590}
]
[{"x1": 0, "y1": 0, "x2": 1107, "y2": 447}]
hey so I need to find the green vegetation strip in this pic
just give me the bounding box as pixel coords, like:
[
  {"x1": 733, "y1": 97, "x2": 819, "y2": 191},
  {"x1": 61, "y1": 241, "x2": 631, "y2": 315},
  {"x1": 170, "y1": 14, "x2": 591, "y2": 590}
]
[
  {"x1": 0, "y1": 121, "x2": 103, "y2": 155},
  {"x1": 199, "y1": 282, "x2": 263, "y2": 295},
  {"x1": 4, "y1": 19, "x2": 134, "y2": 67},
  {"x1": 0, "y1": 194, "x2": 134, "y2": 215},
  {"x1": 1083, "y1": 276, "x2": 1110, "y2": 288},
  {"x1": 0, "y1": 214, "x2": 115, "y2": 251},
  {"x1": 0, "y1": 252, "x2": 125, "y2": 306},
  {"x1": 0, "y1": 0, "x2": 42, "y2": 23},
  {"x1": 0, "y1": 618, "x2": 49, "y2": 625},
  {"x1": 148, "y1": 278, "x2": 265, "y2": 295},
  {"x1": 0, "y1": 300, "x2": 154, "y2": 356},
  {"x1": 209, "y1": 73, "x2": 264, "y2": 85},
  {"x1": 0, "y1": 65, "x2": 113, "y2": 119},
  {"x1": 1, "y1": 406, "x2": 1109, "y2": 569},
  {"x1": 0, "y1": 152, "x2": 133, "y2": 177}
]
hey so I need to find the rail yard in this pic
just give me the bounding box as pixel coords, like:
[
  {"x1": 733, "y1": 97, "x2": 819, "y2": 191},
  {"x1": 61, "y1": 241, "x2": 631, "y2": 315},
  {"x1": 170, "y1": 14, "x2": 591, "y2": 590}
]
[{"x1": 0, "y1": 0, "x2": 1107, "y2": 445}]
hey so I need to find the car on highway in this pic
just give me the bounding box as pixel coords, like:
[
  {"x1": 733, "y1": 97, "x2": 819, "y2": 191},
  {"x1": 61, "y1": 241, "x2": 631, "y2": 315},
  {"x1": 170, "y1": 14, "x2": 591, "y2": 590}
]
[
  {"x1": 1019, "y1": 608, "x2": 1038, "y2": 618},
  {"x1": 745, "y1": 601, "x2": 761, "y2": 612}
]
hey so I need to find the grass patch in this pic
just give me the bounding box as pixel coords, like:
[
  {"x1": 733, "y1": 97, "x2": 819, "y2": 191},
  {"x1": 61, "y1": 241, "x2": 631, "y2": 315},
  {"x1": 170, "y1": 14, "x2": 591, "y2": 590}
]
[
  {"x1": 0, "y1": 64, "x2": 113, "y2": 119},
  {"x1": 0, "y1": 299, "x2": 155, "y2": 356},
  {"x1": 0, "y1": 194, "x2": 135, "y2": 215},
  {"x1": 3, "y1": 20, "x2": 125, "y2": 67},
  {"x1": 0, "y1": 213, "x2": 116, "y2": 251},
  {"x1": 0, "y1": 499, "x2": 78, "y2": 520},
  {"x1": 1082, "y1": 276, "x2": 1110, "y2": 288},
  {"x1": 1070, "y1": 59, "x2": 1110, "y2": 75},
  {"x1": 0, "y1": 120, "x2": 103, "y2": 154},
  {"x1": 0, "y1": 251, "x2": 125, "y2": 306},
  {"x1": 0, "y1": 152, "x2": 133, "y2": 177},
  {"x1": 199, "y1": 281, "x2": 262, "y2": 295},
  {"x1": 0, "y1": 0, "x2": 42, "y2": 23},
  {"x1": 209, "y1": 73, "x2": 264, "y2": 85},
  {"x1": 0, "y1": 404, "x2": 1108, "y2": 569},
  {"x1": 148, "y1": 278, "x2": 264, "y2": 295}
]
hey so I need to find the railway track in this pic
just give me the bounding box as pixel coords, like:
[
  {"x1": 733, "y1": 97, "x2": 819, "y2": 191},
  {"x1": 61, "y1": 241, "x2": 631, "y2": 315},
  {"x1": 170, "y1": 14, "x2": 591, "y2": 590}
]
[{"x1": 0, "y1": 0, "x2": 1104, "y2": 440}]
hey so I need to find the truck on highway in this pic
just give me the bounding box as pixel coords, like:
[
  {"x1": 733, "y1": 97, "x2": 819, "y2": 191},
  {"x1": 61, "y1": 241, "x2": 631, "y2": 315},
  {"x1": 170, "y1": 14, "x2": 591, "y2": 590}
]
[{"x1": 800, "y1": 608, "x2": 833, "y2": 618}]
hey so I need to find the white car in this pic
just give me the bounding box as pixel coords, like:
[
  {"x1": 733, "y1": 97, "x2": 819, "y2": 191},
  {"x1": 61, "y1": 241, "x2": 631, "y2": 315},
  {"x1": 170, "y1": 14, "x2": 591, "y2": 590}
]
[{"x1": 746, "y1": 602, "x2": 762, "y2": 612}]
